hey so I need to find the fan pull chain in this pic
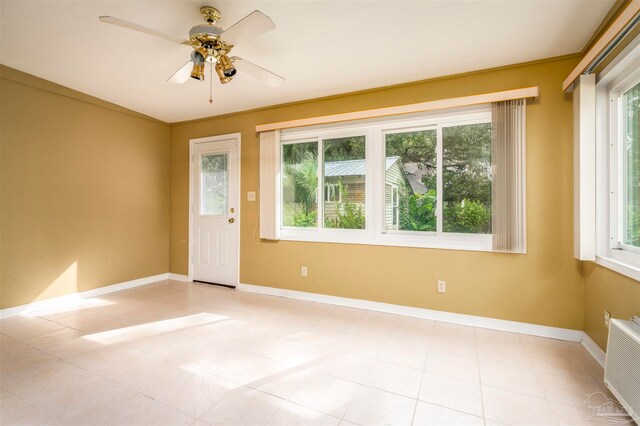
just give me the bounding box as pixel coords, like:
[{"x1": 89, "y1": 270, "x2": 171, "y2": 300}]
[{"x1": 209, "y1": 62, "x2": 214, "y2": 104}]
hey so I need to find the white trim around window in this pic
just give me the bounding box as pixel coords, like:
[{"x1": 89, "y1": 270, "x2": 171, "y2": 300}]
[
  {"x1": 594, "y1": 38, "x2": 640, "y2": 280},
  {"x1": 278, "y1": 107, "x2": 494, "y2": 252}
]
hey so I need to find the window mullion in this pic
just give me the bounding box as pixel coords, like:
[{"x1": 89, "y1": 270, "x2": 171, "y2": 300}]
[
  {"x1": 318, "y1": 139, "x2": 324, "y2": 230},
  {"x1": 436, "y1": 125, "x2": 443, "y2": 234},
  {"x1": 380, "y1": 132, "x2": 387, "y2": 235},
  {"x1": 367, "y1": 129, "x2": 381, "y2": 237}
]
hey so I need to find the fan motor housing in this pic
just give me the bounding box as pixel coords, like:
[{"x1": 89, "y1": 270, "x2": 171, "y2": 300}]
[{"x1": 189, "y1": 24, "x2": 221, "y2": 39}]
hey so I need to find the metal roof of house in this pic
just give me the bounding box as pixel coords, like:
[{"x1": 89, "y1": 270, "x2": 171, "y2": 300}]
[
  {"x1": 325, "y1": 156, "x2": 400, "y2": 177},
  {"x1": 404, "y1": 162, "x2": 432, "y2": 195},
  {"x1": 407, "y1": 175, "x2": 428, "y2": 194}
]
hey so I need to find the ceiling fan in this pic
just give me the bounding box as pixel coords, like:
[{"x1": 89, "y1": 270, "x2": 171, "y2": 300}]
[{"x1": 99, "y1": 6, "x2": 284, "y2": 102}]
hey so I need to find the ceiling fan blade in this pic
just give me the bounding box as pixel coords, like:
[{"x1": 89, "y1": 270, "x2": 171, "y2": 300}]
[
  {"x1": 99, "y1": 16, "x2": 184, "y2": 44},
  {"x1": 232, "y1": 57, "x2": 284, "y2": 87},
  {"x1": 221, "y1": 10, "x2": 275, "y2": 46},
  {"x1": 167, "y1": 61, "x2": 193, "y2": 84}
]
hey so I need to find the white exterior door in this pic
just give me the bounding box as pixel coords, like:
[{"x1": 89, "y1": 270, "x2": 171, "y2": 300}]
[{"x1": 191, "y1": 136, "x2": 239, "y2": 286}]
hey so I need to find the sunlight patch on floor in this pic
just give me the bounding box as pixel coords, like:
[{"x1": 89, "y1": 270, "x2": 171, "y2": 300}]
[
  {"x1": 21, "y1": 297, "x2": 115, "y2": 318},
  {"x1": 82, "y1": 312, "x2": 228, "y2": 344}
]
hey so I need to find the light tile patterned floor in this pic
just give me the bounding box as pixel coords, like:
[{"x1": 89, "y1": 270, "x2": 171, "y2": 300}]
[{"x1": 0, "y1": 280, "x2": 633, "y2": 425}]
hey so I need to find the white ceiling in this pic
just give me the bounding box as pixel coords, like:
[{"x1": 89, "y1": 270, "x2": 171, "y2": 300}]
[{"x1": 1, "y1": 0, "x2": 613, "y2": 123}]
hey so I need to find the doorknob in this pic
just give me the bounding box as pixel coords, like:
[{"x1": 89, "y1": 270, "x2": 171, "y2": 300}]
[{"x1": 229, "y1": 218, "x2": 235, "y2": 224}]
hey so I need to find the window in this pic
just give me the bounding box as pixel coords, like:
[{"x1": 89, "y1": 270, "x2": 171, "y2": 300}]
[
  {"x1": 619, "y1": 81, "x2": 639, "y2": 250},
  {"x1": 609, "y1": 74, "x2": 640, "y2": 259},
  {"x1": 281, "y1": 141, "x2": 318, "y2": 228},
  {"x1": 391, "y1": 186, "x2": 399, "y2": 226},
  {"x1": 281, "y1": 136, "x2": 366, "y2": 230},
  {"x1": 201, "y1": 153, "x2": 228, "y2": 215},
  {"x1": 324, "y1": 184, "x2": 341, "y2": 203},
  {"x1": 323, "y1": 136, "x2": 366, "y2": 229},
  {"x1": 384, "y1": 129, "x2": 437, "y2": 232},
  {"x1": 594, "y1": 40, "x2": 640, "y2": 279},
  {"x1": 277, "y1": 106, "x2": 508, "y2": 251},
  {"x1": 442, "y1": 123, "x2": 492, "y2": 234},
  {"x1": 382, "y1": 122, "x2": 492, "y2": 236}
]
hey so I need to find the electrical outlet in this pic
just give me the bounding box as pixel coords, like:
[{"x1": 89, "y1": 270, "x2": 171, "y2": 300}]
[
  {"x1": 437, "y1": 280, "x2": 446, "y2": 293},
  {"x1": 301, "y1": 266, "x2": 308, "y2": 277},
  {"x1": 247, "y1": 191, "x2": 256, "y2": 201},
  {"x1": 604, "y1": 310, "x2": 611, "y2": 328}
]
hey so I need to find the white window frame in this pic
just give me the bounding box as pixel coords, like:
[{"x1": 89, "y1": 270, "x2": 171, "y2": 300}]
[
  {"x1": 391, "y1": 184, "x2": 399, "y2": 226},
  {"x1": 278, "y1": 106, "x2": 493, "y2": 252},
  {"x1": 595, "y1": 39, "x2": 640, "y2": 280},
  {"x1": 610, "y1": 73, "x2": 640, "y2": 254}
]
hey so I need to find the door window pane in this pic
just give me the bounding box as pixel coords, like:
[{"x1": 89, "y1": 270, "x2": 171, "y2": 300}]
[
  {"x1": 282, "y1": 142, "x2": 318, "y2": 227},
  {"x1": 623, "y1": 81, "x2": 639, "y2": 247},
  {"x1": 385, "y1": 129, "x2": 437, "y2": 232},
  {"x1": 323, "y1": 136, "x2": 366, "y2": 229},
  {"x1": 442, "y1": 123, "x2": 492, "y2": 234},
  {"x1": 201, "y1": 153, "x2": 228, "y2": 215}
]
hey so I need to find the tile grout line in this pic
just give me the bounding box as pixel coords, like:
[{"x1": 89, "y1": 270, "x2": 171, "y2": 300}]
[
  {"x1": 474, "y1": 329, "x2": 488, "y2": 426},
  {"x1": 410, "y1": 347, "x2": 431, "y2": 425},
  {"x1": 0, "y1": 385, "x2": 59, "y2": 425}
]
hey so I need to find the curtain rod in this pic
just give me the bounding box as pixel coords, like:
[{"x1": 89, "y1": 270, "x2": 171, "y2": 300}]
[
  {"x1": 563, "y1": 0, "x2": 640, "y2": 92},
  {"x1": 255, "y1": 87, "x2": 539, "y2": 133},
  {"x1": 585, "y1": 13, "x2": 640, "y2": 75}
]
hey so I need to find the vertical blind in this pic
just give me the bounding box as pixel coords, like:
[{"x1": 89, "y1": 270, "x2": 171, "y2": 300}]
[
  {"x1": 259, "y1": 130, "x2": 279, "y2": 240},
  {"x1": 491, "y1": 99, "x2": 527, "y2": 253}
]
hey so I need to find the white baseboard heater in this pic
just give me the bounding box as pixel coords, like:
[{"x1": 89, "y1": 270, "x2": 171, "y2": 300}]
[{"x1": 604, "y1": 317, "x2": 640, "y2": 424}]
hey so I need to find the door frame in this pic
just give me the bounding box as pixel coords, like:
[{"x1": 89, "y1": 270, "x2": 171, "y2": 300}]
[{"x1": 188, "y1": 132, "x2": 242, "y2": 284}]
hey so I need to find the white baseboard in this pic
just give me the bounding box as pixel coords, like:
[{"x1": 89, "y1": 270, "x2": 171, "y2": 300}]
[
  {"x1": 168, "y1": 273, "x2": 190, "y2": 282},
  {"x1": 581, "y1": 331, "x2": 606, "y2": 367},
  {"x1": 0, "y1": 273, "x2": 170, "y2": 319},
  {"x1": 237, "y1": 283, "x2": 583, "y2": 342}
]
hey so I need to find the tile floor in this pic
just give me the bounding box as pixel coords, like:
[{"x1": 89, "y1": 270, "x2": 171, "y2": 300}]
[{"x1": 0, "y1": 280, "x2": 633, "y2": 425}]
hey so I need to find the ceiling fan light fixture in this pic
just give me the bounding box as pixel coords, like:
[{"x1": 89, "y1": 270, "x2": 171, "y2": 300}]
[
  {"x1": 215, "y1": 62, "x2": 232, "y2": 84},
  {"x1": 191, "y1": 50, "x2": 205, "y2": 64},
  {"x1": 218, "y1": 54, "x2": 237, "y2": 77},
  {"x1": 191, "y1": 62, "x2": 205, "y2": 81},
  {"x1": 190, "y1": 51, "x2": 206, "y2": 81}
]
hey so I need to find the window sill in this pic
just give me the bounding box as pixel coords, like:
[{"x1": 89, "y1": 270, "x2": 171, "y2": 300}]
[
  {"x1": 278, "y1": 229, "x2": 516, "y2": 254},
  {"x1": 595, "y1": 255, "x2": 640, "y2": 281}
]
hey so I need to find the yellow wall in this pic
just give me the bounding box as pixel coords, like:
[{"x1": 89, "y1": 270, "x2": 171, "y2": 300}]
[
  {"x1": 3, "y1": 58, "x2": 636, "y2": 339},
  {"x1": 1, "y1": 66, "x2": 170, "y2": 309},
  {"x1": 583, "y1": 263, "x2": 640, "y2": 350},
  {"x1": 171, "y1": 55, "x2": 586, "y2": 330}
]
